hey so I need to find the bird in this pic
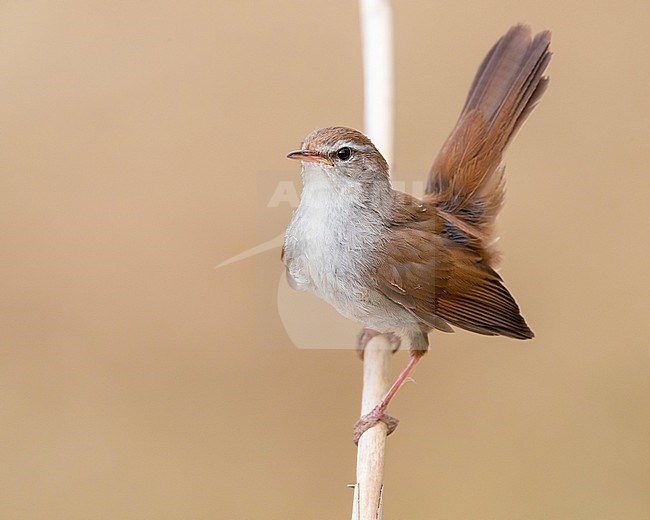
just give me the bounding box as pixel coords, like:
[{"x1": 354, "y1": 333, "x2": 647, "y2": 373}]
[{"x1": 282, "y1": 25, "x2": 551, "y2": 443}]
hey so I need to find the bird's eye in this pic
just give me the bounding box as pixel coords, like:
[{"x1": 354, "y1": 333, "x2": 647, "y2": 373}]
[{"x1": 336, "y1": 147, "x2": 352, "y2": 161}]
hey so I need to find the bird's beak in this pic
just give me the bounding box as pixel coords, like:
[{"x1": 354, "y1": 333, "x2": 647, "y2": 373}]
[{"x1": 286, "y1": 149, "x2": 333, "y2": 166}]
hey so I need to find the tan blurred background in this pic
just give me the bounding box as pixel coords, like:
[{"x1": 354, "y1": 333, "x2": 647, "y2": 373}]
[{"x1": 1, "y1": 1, "x2": 648, "y2": 518}]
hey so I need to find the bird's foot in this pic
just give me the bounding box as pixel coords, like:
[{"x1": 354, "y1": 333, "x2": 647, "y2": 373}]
[
  {"x1": 353, "y1": 405, "x2": 399, "y2": 445},
  {"x1": 356, "y1": 328, "x2": 401, "y2": 360}
]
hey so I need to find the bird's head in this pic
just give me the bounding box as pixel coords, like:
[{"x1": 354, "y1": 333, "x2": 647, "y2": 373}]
[{"x1": 287, "y1": 127, "x2": 390, "y2": 187}]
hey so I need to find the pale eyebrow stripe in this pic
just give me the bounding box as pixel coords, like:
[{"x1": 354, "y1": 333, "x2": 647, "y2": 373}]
[{"x1": 336, "y1": 140, "x2": 372, "y2": 151}]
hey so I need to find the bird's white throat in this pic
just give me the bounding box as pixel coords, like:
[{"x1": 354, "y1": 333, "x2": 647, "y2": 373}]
[{"x1": 283, "y1": 162, "x2": 389, "y2": 320}]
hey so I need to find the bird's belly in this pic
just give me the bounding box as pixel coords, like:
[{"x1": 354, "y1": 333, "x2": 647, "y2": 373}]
[
  {"x1": 287, "y1": 246, "x2": 371, "y2": 321},
  {"x1": 285, "y1": 243, "x2": 416, "y2": 331}
]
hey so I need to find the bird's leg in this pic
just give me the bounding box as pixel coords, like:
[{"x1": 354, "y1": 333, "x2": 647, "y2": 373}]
[
  {"x1": 353, "y1": 353, "x2": 423, "y2": 444},
  {"x1": 356, "y1": 328, "x2": 401, "y2": 360}
]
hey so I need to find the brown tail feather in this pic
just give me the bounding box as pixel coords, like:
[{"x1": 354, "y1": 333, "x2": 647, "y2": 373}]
[{"x1": 425, "y1": 25, "x2": 551, "y2": 260}]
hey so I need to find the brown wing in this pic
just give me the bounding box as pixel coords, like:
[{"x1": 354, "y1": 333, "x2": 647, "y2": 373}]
[
  {"x1": 375, "y1": 26, "x2": 548, "y2": 339},
  {"x1": 376, "y1": 194, "x2": 533, "y2": 339}
]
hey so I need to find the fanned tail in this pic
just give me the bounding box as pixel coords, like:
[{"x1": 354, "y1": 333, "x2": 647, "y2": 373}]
[{"x1": 425, "y1": 25, "x2": 551, "y2": 264}]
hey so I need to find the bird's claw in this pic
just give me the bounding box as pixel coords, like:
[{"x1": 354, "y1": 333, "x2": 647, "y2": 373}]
[{"x1": 353, "y1": 406, "x2": 399, "y2": 445}]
